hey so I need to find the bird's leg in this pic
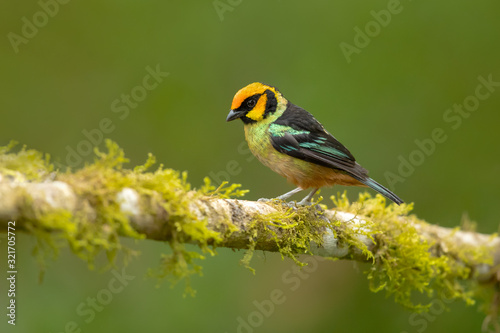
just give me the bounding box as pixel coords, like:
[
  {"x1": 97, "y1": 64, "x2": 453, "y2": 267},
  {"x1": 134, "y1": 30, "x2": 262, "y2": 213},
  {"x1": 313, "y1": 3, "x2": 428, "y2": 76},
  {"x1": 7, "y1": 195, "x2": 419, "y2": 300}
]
[
  {"x1": 297, "y1": 188, "x2": 319, "y2": 205},
  {"x1": 276, "y1": 187, "x2": 304, "y2": 200},
  {"x1": 258, "y1": 187, "x2": 303, "y2": 202}
]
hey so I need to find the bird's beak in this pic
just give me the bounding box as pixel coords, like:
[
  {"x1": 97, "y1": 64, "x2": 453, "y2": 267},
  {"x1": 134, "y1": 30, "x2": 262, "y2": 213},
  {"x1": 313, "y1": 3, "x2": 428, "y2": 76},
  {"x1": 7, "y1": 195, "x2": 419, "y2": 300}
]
[{"x1": 226, "y1": 109, "x2": 245, "y2": 122}]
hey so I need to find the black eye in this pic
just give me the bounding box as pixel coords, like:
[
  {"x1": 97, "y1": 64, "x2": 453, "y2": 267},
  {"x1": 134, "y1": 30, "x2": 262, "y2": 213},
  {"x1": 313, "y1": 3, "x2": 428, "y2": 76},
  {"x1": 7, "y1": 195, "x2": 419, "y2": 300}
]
[{"x1": 246, "y1": 98, "x2": 256, "y2": 108}]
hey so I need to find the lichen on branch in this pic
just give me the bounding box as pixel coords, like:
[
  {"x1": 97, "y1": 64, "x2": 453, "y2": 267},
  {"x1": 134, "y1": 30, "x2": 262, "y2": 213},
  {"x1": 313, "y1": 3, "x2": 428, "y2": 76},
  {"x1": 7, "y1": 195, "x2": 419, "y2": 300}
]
[{"x1": 0, "y1": 140, "x2": 499, "y2": 321}]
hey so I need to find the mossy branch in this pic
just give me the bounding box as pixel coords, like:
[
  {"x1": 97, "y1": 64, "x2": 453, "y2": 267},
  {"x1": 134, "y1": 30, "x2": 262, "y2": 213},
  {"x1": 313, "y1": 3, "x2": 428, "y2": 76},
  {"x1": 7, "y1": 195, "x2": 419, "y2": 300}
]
[{"x1": 1, "y1": 140, "x2": 500, "y2": 328}]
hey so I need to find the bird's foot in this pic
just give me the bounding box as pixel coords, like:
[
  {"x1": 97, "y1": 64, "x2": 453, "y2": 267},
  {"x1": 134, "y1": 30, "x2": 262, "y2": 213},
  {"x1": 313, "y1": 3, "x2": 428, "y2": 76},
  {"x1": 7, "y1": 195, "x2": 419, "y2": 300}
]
[
  {"x1": 258, "y1": 197, "x2": 294, "y2": 207},
  {"x1": 296, "y1": 199, "x2": 323, "y2": 211},
  {"x1": 258, "y1": 197, "x2": 299, "y2": 209},
  {"x1": 258, "y1": 198, "x2": 323, "y2": 212},
  {"x1": 296, "y1": 198, "x2": 313, "y2": 206}
]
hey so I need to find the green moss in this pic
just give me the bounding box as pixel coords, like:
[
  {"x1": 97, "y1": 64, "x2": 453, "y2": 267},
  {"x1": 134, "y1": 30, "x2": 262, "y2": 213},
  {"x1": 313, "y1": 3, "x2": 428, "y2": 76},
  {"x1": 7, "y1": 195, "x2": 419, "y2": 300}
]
[
  {"x1": 149, "y1": 240, "x2": 206, "y2": 297},
  {"x1": 60, "y1": 141, "x2": 242, "y2": 293},
  {"x1": 332, "y1": 192, "x2": 494, "y2": 312},
  {"x1": 144, "y1": 177, "x2": 243, "y2": 294},
  {"x1": 54, "y1": 141, "x2": 146, "y2": 268},
  {"x1": 240, "y1": 197, "x2": 375, "y2": 272},
  {"x1": 240, "y1": 205, "x2": 308, "y2": 273},
  {"x1": 200, "y1": 177, "x2": 249, "y2": 199},
  {"x1": 1, "y1": 140, "x2": 496, "y2": 311},
  {"x1": 0, "y1": 140, "x2": 244, "y2": 294},
  {"x1": 0, "y1": 141, "x2": 53, "y2": 181}
]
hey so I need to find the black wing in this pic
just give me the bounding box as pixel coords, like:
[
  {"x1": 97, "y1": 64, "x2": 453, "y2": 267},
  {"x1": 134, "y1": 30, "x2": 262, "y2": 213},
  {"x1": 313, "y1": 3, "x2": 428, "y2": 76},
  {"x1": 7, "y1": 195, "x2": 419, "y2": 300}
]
[{"x1": 270, "y1": 103, "x2": 369, "y2": 180}]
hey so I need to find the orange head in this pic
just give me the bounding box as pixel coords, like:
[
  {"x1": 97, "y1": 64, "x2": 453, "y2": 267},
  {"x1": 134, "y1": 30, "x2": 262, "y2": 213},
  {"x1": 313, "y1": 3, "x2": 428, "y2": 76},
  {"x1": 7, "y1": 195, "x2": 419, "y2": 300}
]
[{"x1": 226, "y1": 82, "x2": 284, "y2": 124}]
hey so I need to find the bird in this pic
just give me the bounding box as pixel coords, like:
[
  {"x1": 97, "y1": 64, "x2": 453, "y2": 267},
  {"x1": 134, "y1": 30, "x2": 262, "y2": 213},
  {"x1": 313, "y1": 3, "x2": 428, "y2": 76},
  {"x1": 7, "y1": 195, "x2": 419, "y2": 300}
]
[{"x1": 226, "y1": 82, "x2": 403, "y2": 205}]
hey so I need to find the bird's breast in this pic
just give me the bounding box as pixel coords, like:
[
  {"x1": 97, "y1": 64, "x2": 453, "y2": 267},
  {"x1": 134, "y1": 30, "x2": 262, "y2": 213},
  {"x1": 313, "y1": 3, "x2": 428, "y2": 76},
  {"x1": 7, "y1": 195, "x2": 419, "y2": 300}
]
[
  {"x1": 244, "y1": 123, "x2": 275, "y2": 165},
  {"x1": 244, "y1": 123, "x2": 364, "y2": 189},
  {"x1": 243, "y1": 123, "x2": 317, "y2": 186}
]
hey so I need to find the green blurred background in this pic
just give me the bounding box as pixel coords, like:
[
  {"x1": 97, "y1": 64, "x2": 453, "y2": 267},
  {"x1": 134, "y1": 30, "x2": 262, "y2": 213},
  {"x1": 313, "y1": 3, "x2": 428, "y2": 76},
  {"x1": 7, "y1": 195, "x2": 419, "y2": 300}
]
[{"x1": 1, "y1": 1, "x2": 499, "y2": 332}]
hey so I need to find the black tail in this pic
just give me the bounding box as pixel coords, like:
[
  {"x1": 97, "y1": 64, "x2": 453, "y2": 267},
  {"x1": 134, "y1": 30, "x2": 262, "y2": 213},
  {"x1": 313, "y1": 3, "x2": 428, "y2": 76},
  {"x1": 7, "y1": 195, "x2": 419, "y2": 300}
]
[{"x1": 359, "y1": 177, "x2": 404, "y2": 205}]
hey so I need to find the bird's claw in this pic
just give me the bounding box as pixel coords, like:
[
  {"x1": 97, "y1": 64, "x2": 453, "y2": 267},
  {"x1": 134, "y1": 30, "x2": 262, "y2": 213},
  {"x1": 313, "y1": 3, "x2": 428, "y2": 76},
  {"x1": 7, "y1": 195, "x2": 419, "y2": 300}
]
[
  {"x1": 258, "y1": 198, "x2": 298, "y2": 208},
  {"x1": 296, "y1": 200, "x2": 324, "y2": 212},
  {"x1": 296, "y1": 199, "x2": 313, "y2": 206},
  {"x1": 258, "y1": 198, "x2": 322, "y2": 211},
  {"x1": 258, "y1": 198, "x2": 293, "y2": 207}
]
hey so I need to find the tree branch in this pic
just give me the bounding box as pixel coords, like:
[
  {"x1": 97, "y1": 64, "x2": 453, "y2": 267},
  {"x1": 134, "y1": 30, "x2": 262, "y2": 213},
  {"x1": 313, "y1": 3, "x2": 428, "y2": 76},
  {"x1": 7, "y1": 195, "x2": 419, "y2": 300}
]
[
  {"x1": 1, "y1": 172, "x2": 498, "y2": 277},
  {"x1": 1, "y1": 140, "x2": 499, "y2": 322}
]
